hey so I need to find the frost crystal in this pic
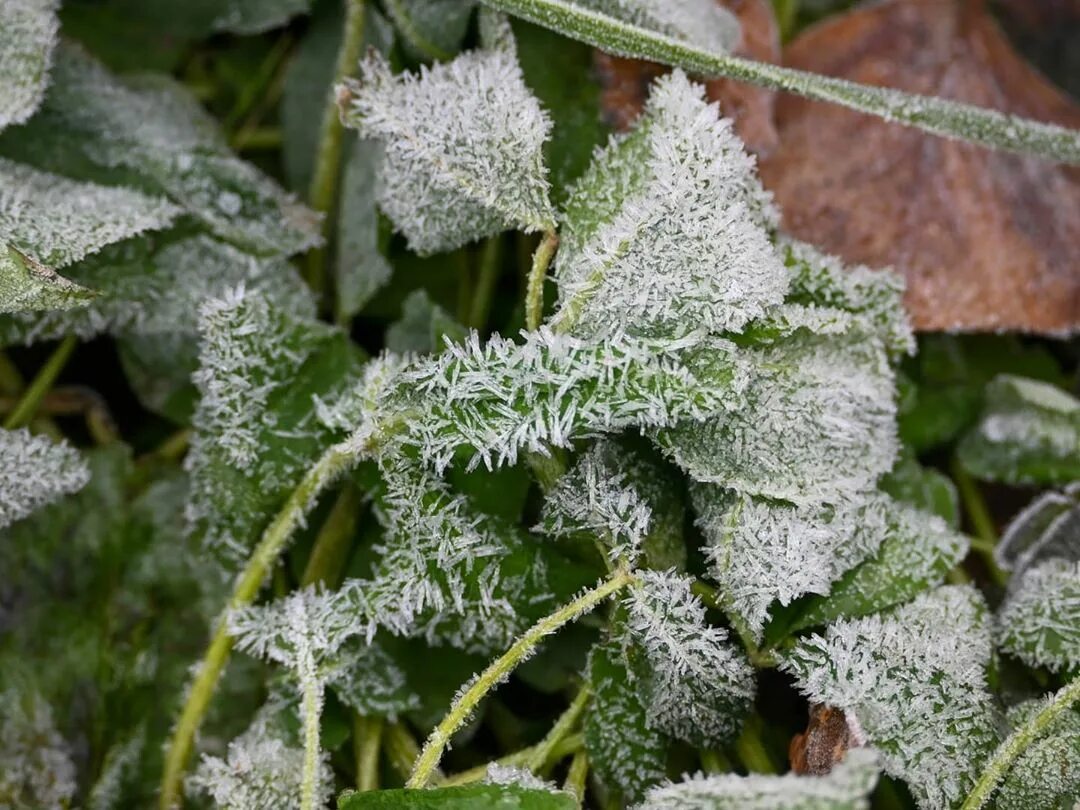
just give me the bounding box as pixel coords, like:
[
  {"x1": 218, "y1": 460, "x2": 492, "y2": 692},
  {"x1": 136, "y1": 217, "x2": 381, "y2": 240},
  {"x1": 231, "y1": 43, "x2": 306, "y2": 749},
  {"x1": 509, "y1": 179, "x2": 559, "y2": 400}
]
[
  {"x1": 636, "y1": 748, "x2": 880, "y2": 810},
  {"x1": 485, "y1": 763, "x2": 561, "y2": 793},
  {"x1": 551, "y1": 70, "x2": 785, "y2": 340},
  {"x1": 997, "y1": 558, "x2": 1080, "y2": 672},
  {"x1": 996, "y1": 698, "x2": 1080, "y2": 810},
  {"x1": 575, "y1": 0, "x2": 740, "y2": 57},
  {"x1": 692, "y1": 487, "x2": 897, "y2": 640},
  {"x1": 0, "y1": 244, "x2": 94, "y2": 314},
  {"x1": 0, "y1": 689, "x2": 76, "y2": 809},
  {"x1": 0, "y1": 157, "x2": 178, "y2": 269},
  {"x1": 328, "y1": 637, "x2": 420, "y2": 718},
  {"x1": 624, "y1": 569, "x2": 754, "y2": 747},
  {"x1": 783, "y1": 586, "x2": 1001, "y2": 809},
  {"x1": 0, "y1": 0, "x2": 58, "y2": 130},
  {"x1": 0, "y1": 428, "x2": 89, "y2": 529},
  {"x1": 338, "y1": 41, "x2": 555, "y2": 254}
]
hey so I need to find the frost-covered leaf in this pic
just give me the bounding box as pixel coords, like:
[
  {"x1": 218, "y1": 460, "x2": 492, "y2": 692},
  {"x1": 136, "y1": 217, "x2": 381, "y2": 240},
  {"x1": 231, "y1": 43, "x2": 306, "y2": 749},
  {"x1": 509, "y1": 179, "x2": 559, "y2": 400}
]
[
  {"x1": 208, "y1": 0, "x2": 312, "y2": 34},
  {"x1": 0, "y1": 244, "x2": 94, "y2": 314},
  {"x1": 338, "y1": 42, "x2": 555, "y2": 255},
  {"x1": 0, "y1": 44, "x2": 320, "y2": 256},
  {"x1": 878, "y1": 450, "x2": 959, "y2": 528},
  {"x1": 87, "y1": 728, "x2": 145, "y2": 810},
  {"x1": 384, "y1": 0, "x2": 476, "y2": 60},
  {"x1": 693, "y1": 488, "x2": 902, "y2": 641},
  {"x1": 328, "y1": 636, "x2": 421, "y2": 718},
  {"x1": 996, "y1": 482, "x2": 1080, "y2": 574},
  {"x1": 958, "y1": 375, "x2": 1080, "y2": 486},
  {"x1": 384, "y1": 289, "x2": 467, "y2": 354},
  {"x1": 0, "y1": 428, "x2": 88, "y2": 530},
  {"x1": 338, "y1": 784, "x2": 576, "y2": 809},
  {"x1": 185, "y1": 286, "x2": 364, "y2": 565},
  {"x1": 551, "y1": 70, "x2": 784, "y2": 340},
  {"x1": 788, "y1": 503, "x2": 967, "y2": 633},
  {"x1": 636, "y1": 748, "x2": 880, "y2": 809},
  {"x1": 0, "y1": 688, "x2": 76, "y2": 809},
  {"x1": 0, "y1": 156, "x2": 178, "y2": 269},
  {"x1": 574, "y1": 0, "x2": 740, "y2": 56},
  {"x1": 585, "y1": 637, "x2": 669, "y2": 802},
  {"x1": 624, "y1": 569, "x2": 754, "y2": 747},
  {"x1": 0, "y1": 0, "x2": 59, "y2": 130},
  {"x1": 996, "y1": 698, "x2": 1080, "y2": 810},
  {"x1": 783, "y1": 586, "x2": 1001, "y2": 809},
  {"x1": 484, "y1": 763, "x2": 561, "y2": 792},
  {"x1": 657, "y1": 334, "x2": 896, "y2": 505},
  {"x1": 337, "y1": 137, "x2": 393, "y2": 321},
  {"x1": 997, "y1": 558, "x2": 1080, "y2": 673}
]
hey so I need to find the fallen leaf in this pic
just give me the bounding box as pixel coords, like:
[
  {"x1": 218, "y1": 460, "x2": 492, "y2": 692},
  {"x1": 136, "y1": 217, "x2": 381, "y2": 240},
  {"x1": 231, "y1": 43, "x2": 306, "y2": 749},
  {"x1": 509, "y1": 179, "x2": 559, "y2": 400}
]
[
  {"x1": 594, "y1": 0, "x2": 780, "y2": 156},
  {"x1": 789, "y1": 703, "x2": 863, "y2": 776},
  {"x1": 759, "y1": 0, "x2": 1080, "y2": 333}
]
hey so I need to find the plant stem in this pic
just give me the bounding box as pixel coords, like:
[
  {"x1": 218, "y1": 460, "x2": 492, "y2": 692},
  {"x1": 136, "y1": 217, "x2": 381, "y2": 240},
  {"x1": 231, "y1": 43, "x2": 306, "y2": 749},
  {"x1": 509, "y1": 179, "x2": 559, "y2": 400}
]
[
  {"x1": 385, "y1": 721, "x2": 433, "y2": 781},
  {"x1": 305, "y1": 0, "x2": 369, "y2": 298},
  {"x1": 526, "y1": 687, "x2": 591, "y2": 773},
  {"x1": 300, "y1": 674, "x2": 323, "y2": 810},
  {"x1": 158, "y1": 442, "x2": 356, "y2": 809},
  {"x1": 733, "y1": 714, "x2": 778, "y2": 774},
  {"x1": 951, "y1": 456, "x2": 1008, "y2": 587},
  {"x1": 439, "y1": 733, "x2": 585, "y2": 787},
  {"x1": 480, "y1": 0, "x2": 1080, "y2": 164},
  {"x1": 960, "y1": 676, "x2": 1080, "y2": 810},
  {"x1": 0, "y1": 351, "x2": 24, "y2": 395},
  {"x1": 408, "y1": 569, "x2": 636, "y2": 788},
  {"x1": 3, "y1": 335, "x2": 76, "y2": 430},
  {"x1": 225, "y1": 34, "x2": 294, "y2": 133},
  {"x1": 469, "y1": 236, "x2": 503, "y2": 330},
  {"x1": 525, "y1": 229, "x2": 559, "y2": 331},
  {"x1": 564, "y1": 750, "x2": 589, "y2": 805},
  {"x1": 700, "y1": 748, "x2": 732, "y2": 773},
  {"x1": 354, "y1": 714, "x2": 384, "y2": 791},
  {"x1": 301, "y1": 483, "x2": 361, "y2": 587}
]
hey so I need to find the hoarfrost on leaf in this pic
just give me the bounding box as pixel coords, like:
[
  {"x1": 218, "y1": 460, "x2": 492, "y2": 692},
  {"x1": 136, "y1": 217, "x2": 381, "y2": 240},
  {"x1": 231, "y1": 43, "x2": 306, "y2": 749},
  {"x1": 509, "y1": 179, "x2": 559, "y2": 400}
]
[
  {"x1": 995, "y1": 698, "x2": 1080, "y2": 810},
  {"x1": 0, "y1": 244, "x2": 95, "y2": 315},
  {"x1": 484, "y1": 763, "x2": 562, "y2": 793},
  {"x1": 635, "y1": 747, "x2": 880, "y2": 809},
  {"x1": 997, "y1": 558, "x2": 1080, "y2": 673},
  {"x1": 551, "y1": 70, "x2": 785, "y2": 340},
  {"x1": 0, "y1": 0, "x2": 59, "y2": 130},
  {"x1": 624, "y1": 569, "x2": 754, "y2": 747},
  {"x1": 782, "y1": 586, "x2": 1001, "y2": 809},
  {"x1": 995, "y1": 482, "x2": 1080, "y2": 574},
  {"x1": 338, "y1": 43, "x2": 555, "y2": 255},
  {"x1": 0, "y1": 689, "x2": 76, "y2": 809},
  {"x1": 0, "y1": 428, "x2": 89, "y2": 530},
  {"x1": 574, "y1": 0, "x2": 740, "y2": 57}
]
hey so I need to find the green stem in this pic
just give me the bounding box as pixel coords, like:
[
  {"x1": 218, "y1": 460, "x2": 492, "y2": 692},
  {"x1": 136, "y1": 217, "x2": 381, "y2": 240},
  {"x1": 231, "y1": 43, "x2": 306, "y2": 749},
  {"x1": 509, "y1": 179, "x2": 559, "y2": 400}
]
[
  {"x1": 305, "y1": 0, "x2": 369, "y2": 297},
  {"x1": 385, "y1": 721, "x2": 433, "y2": 782},
  {"x1": 733, "y1": 714, "x2": 778, "y2": 774},
  {"x1": 526, "y1": 687, "x2": 591, "y2": 773},
  {"x1": 700, "y1": 748, "x2": 732, "y2": 773},
  {"x1": 300, "y1": 674, "x2": 323, "y2": 810},
  {"x1": 469, "y1": 236, "x2": 503, "y2": 330},
  {"x1": 225, "y1": 34, "x2": 294, "y2": 133},
  {"x1": 301, "y1": 483, "x2": 361, "y2": 588},
  {"x1": 0, "y1": 351, "x2": 24, "y2": 395},
  {"x1": 564, "y1": 750, "x2": 588, "y2": 805},
  {"x1": 439, "y1": 733, "x2": 585, "y2": 787},
  {"x1": 960, "y1": 676, "x2": 1080, "y2": 810},
  {"x1": 525, "y1": 230, "x2": 559, "y2": 332},
  {"x1": 233, "y1": 126, "x2": 284, "y2": 151},
  {"x1": 951, "y1": 456, "x2": 1008, "y2": 587},
  {"x1": 158, "y1": 443, "x2": 356, "y2": 809},
  {"x1": 480, "y1": 0, "x2": 1080, "y2": 164},
  {"x1": 4, "y1": 335, "x2": 76, "y2": 430},
  {"x1": 408, "y1": 569, "x2": 636, "y2": 788},
  {"x1": 355, "y1": 715, "x2": 384, "y2": 791}
]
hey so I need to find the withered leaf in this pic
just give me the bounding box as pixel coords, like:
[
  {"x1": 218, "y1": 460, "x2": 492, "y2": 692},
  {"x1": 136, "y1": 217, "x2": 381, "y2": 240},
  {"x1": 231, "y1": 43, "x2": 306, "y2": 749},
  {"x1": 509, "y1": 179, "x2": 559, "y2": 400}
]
[
  {"x1": 789, "y1": 703, "x2": 862, "y2": 776},
  {"x1": 759, "y1": 0, "x2": 1080, "y2": 333}
]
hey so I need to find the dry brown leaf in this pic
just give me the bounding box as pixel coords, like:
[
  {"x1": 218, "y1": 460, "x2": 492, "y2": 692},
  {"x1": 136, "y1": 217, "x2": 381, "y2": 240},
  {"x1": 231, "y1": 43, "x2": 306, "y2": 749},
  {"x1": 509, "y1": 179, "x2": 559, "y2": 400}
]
[
  {"x1": 759, "y1": 0, "x2": 1080, "y2": 333},
  {"x1": 789, "y1": 703, "x2": 862, "y2": 776},
  {"x1": 593, "y1": 0, "x2": 780, "y2": 156}
]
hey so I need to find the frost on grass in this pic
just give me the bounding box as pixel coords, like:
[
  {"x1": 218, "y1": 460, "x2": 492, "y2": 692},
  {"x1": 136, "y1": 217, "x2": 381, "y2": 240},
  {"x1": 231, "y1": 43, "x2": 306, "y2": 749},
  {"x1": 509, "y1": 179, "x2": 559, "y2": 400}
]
[
  {"x1": 0, "y1": 244, "x2": 94, "y2": 314},
  {"x1": 0, "y1": 689, "x2": 76, "y2": 809},
  {"x1": 0, "y1": 156, "x2": 178, "y2": 270},
  {"x1": 692, "y1": 487, "x2": 899, "y2": 640},
  {"x1": 656, "y1": 334, "x2": 896, "y2": 504},
  {"x1": 783, "y1": 586, "x2": 1001, "y2": 809},
  {"x1": 636, "y1": 748, "x2": 880, "y2": 810},
  {"x1": 958, "y1": 374, "x2": 1080, "y2": 485},
  {"x1": 0, "y1": 0, "x2": 59, "y2": 130},
  {"x1": 0, "y1": 43, "x2": 320, "y2": 256},
  {"x1": 551, "y1": 71, "x2": 784, "y2": 340},
  {"x1": 996, "y1": 482, "x2": 1080, "y2": 574},
  {"x1": 996, "y1": 698, "x2": 1080, "y2": 810},
  {"x1": 624, "y1": 569, "x2": 754, "y2": 747},
  {"x1": 997, "y1": 558, "x2": 1080, "y2": 673},
  {"x1": 0, "y1": 428, "x2": 89, "y2": 530},
  {"x1": 575, "y1": 0, "x2": 740, "y2": 57},
  {"x1": 338, "y1": 42, "x2": 555, "y2": 255}
]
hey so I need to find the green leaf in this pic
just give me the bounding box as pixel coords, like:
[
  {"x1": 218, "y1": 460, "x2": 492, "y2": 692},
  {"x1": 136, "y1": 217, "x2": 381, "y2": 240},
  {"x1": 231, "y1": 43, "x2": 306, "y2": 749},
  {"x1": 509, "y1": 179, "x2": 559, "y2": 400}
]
[
  {"x1": 878, "y1": 450, "x2": 959, "y2": 528},
  {"x1": 478, "y1": 0, "x2": 1080, "y2": 164},
  {"x1": 336, "y1": 137, "x2": 394, "y2": 321},
  {"x1": 996, "y1": 699, "x2": 1080, "y2": 810},
  {"x1": 958, "y1": 374, "x2": 1080, "y2": 486},
  {"x1": 997, "y1": 559, "x2": 1080, "y2": 673},
  {"x1": 338, "y1": 784, "x2": 576, "y2": 809},
  {"x1": 383, "y1": 0, "x2": 477, "y2": 61},
  {"x1": 115, "y1": 332, "x2": 200, "y2": 424},
  {"x1": 0, "y1": 0, "x2": 59, "y2": 130},
  {"x1": 585, "y1": 637, "x2": 669, "y2": 803},
  {"x1": 0, "y1": 244, "x2": 95, "y2": 314},
  {"x1": 0, "y1": 428, "x2": 88, "y2": 530},
  {"x1": 996, "y1": 483, "x2": 1080, "y2": 575},
  {"x1": 385, "y1": 289, "x2": 467, "y2": 354}
]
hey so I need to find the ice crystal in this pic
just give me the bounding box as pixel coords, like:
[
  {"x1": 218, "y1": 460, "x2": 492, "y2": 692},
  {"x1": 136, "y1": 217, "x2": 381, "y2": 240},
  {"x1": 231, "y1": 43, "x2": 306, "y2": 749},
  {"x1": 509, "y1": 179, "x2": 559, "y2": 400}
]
[
  {"x1": 328, "y1": 637, "x2": 420, "y2": 718},
  {"x1": 996, "y1": 482, "x2": 1080, "y2": 574},
  {"x1": 485, "y1": 763, "x2": 561, "y2": 792},
  {"x1": 997, "y1": 558, "x2": 1080, "y2": 672},
  {"x1": 575, "y1": 0, "x2": 740, "y2": 57},
  {"x1": 0, "y1": 428, "x2": 89, "y2": 530},
  {"x1": 338, "y1": 40, "x2": 555, "y2": 254},
  {"x1": 996, "y1": 698, "x2": 1080, "y2": 810},
  {"x1": 0, "y1": 0, "x2": 58, "y2": 130},
  {"x1": 0, "y1": 689, "x2": 76, "y2": 809},
  {"x1": 636, "y1": 748, "x2": 880, "y2": 810},
  {"x1": 624, "y1": 569, "x2": 754, "y2": 747},
  {"x1": 551, "y1": 70, "x2": 785, "y2": 340},
  {"x1": 783, "y1": 586, "x2": 1001, "y2": 809},
  {"x1": 0, "y1": 244, "x2": 94, "y2": 314}
]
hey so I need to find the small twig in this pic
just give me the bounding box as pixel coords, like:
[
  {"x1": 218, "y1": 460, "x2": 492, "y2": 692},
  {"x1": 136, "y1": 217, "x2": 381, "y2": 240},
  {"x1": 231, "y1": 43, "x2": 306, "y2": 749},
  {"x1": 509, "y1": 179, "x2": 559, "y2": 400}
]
[{"x1": 4, "y1": 335, "x2": 77, "y2": 430}]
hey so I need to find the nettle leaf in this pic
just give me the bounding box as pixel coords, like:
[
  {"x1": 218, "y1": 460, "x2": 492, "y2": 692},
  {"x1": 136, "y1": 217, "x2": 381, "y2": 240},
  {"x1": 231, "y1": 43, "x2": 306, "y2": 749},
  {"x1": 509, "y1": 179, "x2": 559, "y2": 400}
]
[
  {"x1": 624, "y1": 569, "x2": 754, "y2": 748},
  {"x1": 328, "y1": 636, "x2": 420, "y2": 719},
  {"x1": 550, "y1": 70, "x2": 785, "y2": 340},
  {"x1": 384, "y1": 0, "x2": 477, "y2": 60},
  {"x1": 656, "y1": 334, "x2": 897, "y2": 505},
  {"x1": 958, "y1": 374, "x2": 1080, "y2": 485},
  {"x1": 585, "y1": 637, "x2": 669, "y2": 803},
  {"x1": 996, "y1": 483, "x2": 1080, "y2": 575},
  {"x1": 997, "y1": 559, "x2": 1080, "y2": 673},
  {"x1": 336, "y1": 137, "x2": 394, "y2": 321},
  {"x1": 574, "y1": 0, "x2": 739, "y2": 56},
  {"x1": 692, "y1": 488, "x2": 901, "y2": 641},
  {"x1": 996, "y1": 698, "x2": 1080, "y2": 810},
  {"x1": 0, "y1": 0, "x2": 59, "y2": 130},
  {"x1": 0, "y1": 428, "x2": 89, "y2": 530},
  {"x1": 207, "y1": 0, "x2": 312, "y2": 35},
  {"x1": 338, "y1": 33, "x2": 556, "y2": 255},
  {"x1": 878, "y1": 450, "x2": 959, "y2": 528},
  {"x1": 0, "y1": 688, "x2": 76, "y2": 809},
  {"x1": 185, "y1": 286, "x2": 363, "y2": 565},
  {"x1": 783, "y1": 586, "x2": 1002, "y2": 809},
  {"x1": 637, "y1": 748, "x2": 879, "y2": 810},
  {"x1": 0, "y1": 43, "x2": 320, "y2": 256},
  {"x1": 385, "y1": 289, "x2": 467, "y2": 354},
  {"x1": 0, "y1": 245, "x2": 94, "y2": 314},
  {"x1": 339, "y1": 784, "x2": 576, "y2": 809}
]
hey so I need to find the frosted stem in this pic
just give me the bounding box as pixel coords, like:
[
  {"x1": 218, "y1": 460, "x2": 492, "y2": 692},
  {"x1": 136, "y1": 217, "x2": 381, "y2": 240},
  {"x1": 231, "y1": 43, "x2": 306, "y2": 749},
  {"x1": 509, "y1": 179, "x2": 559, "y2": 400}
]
[
  {"x1": 480, "y1": 0, "x2": 1080, "y2": 164},
  {"x1": 158, "y1": 443, "x2": 356, "y2": 809},
  {"x1": 3, "y1": 335, "x2": 76, "y2": 430},
  {"x1": 407, "y1": 568, "x2": 636, "y2": 788},
  {"x1": 525, "y1": 229, "x2": 559, "y2": 331},
  {"x1": 564, "y1": 750, "x2": 588, "y2": 805},
  {"x1": 526, "y1": 686, "x2": 591, "y2": 773},
  {"x1": 960, "y1": 676, "x2": 1080, "y2": 810},
  {"x1": 300, "y1": 670, "x2": 324, "y2": 810}
]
